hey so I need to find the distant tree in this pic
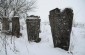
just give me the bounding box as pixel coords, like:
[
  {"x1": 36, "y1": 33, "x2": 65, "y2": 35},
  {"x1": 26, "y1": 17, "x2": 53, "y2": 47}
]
[{"x1": 0, "y1": 0, "x2": 37, "y2": 18}]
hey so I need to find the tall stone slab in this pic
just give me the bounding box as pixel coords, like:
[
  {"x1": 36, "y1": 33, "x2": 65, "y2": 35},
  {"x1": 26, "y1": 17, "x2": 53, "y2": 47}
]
[
  {"x1": 49, "y1": 8, "x2": 61, "y2": 47},
  {"x1": 2, "y1": 17, "x2": 9, "y2": 31},
  {"x1": 26, "y1": 15, "x2": 41, "y2": 42},
  {"x1": 49, "y1": 8, "x2": 73, "y2": 51},
  {"x1": 12, "y1": 17, "x2": 20, "y2": 38},
  {"x1": 60, "y1": 8, "x2": 73, "y2": 50}
]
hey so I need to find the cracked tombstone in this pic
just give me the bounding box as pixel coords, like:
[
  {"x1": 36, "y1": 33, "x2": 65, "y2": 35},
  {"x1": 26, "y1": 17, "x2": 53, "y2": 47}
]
[
  {"x1": 26, "y1": 15, "x2": 41, "y2": 43},
  {"x1": 12, "y1": 17, "x2": 20, "y2": 38},
  {"x1": 49, "y1": 8, "x2": 73, "y2": 51}
]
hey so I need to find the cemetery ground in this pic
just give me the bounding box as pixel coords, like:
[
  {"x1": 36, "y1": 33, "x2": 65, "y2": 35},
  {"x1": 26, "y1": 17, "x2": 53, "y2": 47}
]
[{"x1": 0, "y1": 19, "x2": 85, "y2": 55}]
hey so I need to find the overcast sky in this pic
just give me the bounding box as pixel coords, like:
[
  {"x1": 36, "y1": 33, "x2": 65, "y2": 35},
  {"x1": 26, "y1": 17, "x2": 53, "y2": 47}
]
[{"x1": 29, "y1": 0, "x2": 85, "y2": 23}]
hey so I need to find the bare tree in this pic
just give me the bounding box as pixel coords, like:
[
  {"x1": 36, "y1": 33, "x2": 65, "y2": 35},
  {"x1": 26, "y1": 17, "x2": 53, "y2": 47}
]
[
  {"x1": 0, "y1": 0, "x2": 37, "y2": 55},
  {"x1": 0, "y1": 0, "x2": 37, "y2": 18}
]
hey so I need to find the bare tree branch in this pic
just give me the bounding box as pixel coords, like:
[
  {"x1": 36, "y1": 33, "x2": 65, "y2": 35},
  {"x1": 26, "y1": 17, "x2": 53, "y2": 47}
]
[{"x1": 0, "y1": 0, "x2": 37, "y2": 18}]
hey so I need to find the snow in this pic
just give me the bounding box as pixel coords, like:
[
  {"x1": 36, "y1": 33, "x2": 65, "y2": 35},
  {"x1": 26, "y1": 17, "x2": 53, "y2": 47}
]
[
  {"x1": 0, "y1": 19, "x2": 85, "y2": 55},
  {"x1": 13, "y1": 16, "x2": 19, "y2": 18},
  {"x1": 27, "y1": 17, "x2": 38, "y2": 19},
  {"x1": 0, "y1": 21, "x2": 71, "y2": 55},
  {"x1": 0, "y1": 0, "x2": 85, "y2": 55},
  {"x1": 70, "y1": 27, "x2": 85, "y2": 55}
]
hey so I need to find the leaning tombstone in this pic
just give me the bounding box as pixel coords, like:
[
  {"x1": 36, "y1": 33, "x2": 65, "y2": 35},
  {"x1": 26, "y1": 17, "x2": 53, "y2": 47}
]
[
  {"x1": 49, "y1": 8, "x2": 73, "y2": 51},
  {"x1": 26, "y1": 15, "x2": 41, "y2": 43},
  {"x1": 12, "y1": 16, "x2": 20, "y2": 38},
  {"x1": 2, "y1": 17, "x2": 9, "y2": 33}
]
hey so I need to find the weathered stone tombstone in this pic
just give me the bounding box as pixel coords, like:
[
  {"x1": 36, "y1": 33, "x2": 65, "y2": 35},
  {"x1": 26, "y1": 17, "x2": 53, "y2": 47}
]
[
  {"x1": 2, "y1": 17, "x2": 9, "y2": 32},
  {"x1": 12, "y1": 16, "x2": 20, "y2": 38},
  {"x1": 60, "y1": 8, "x2": 73, "y2": 50},
  {"x1": 26, "y1": 15, "x2": 41, "y2": 42},
  {"x1": 0, "y1": 18, "x2": 2, "y2": 31},
  {"x1": 49, "y1": 8, "x2": 61, "y2": 47},
  {"x1": 49, "y1": 8, "x2": 73, "y2": 51}
]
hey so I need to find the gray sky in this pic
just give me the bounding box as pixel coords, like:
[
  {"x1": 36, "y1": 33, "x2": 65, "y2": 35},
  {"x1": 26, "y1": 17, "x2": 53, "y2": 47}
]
[{"x1": 29, "y1": 0, "x2": 85, "y2": 23}]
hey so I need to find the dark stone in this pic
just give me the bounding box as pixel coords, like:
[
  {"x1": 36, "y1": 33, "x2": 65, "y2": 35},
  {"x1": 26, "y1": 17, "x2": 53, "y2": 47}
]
[
  {"x1": 49, "y1": 8, "x2": 73, "y2": 51},
  {"x1": 26, "y1": 16, "x2": 41, "y2": 42},
  {"x1": 2, "y1": 17, "x2": 9, "y2": 31},
  {"x1": 60, "y1": 8, "x2": 73, "y2": 50},
  {"x1": 12, "y1": 17, "x2": 20, "y2": 38},
  {"x1": 34, "y1": 38, "x2": 41, "y2": 43}
]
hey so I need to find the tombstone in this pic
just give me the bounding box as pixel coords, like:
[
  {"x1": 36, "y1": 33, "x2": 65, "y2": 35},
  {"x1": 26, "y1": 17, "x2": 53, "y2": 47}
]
[
  {"x1": 12, "y1": 17, "x2": 20, "y2": 38},
  {"x1": 0, "y1": 18, "x2": 2, "y2": 31},
  {"x1": 2, "y1": 17, "x2": 9, "y2": 31},
  {"x1": 60, "y1": 8, "x2": 73, "y2": 50},
  {"x1": 26, "y1": 15, "x2": 41, "y2": 42},
  {"x1": 49, "y1": 8, "x2": 73, "y2": 51},
  {"x1": 49, "y1": 8, "x2": 61, "y2": 47}
]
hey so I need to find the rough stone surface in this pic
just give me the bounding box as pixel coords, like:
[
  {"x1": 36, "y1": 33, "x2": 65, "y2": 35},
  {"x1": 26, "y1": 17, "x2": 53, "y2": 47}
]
[
  {"x1": 12, "y1": 17, "x2": 20, "y2": 38},
  {"x1": 49, "y1": 8, "x2": 73, "y2": 51},
  {"x1": 2, "y1": 17, "x2": 9, "y2": 31},
  {"x1": 26, "y1": 16, "x2": 41, "y2": 42}
]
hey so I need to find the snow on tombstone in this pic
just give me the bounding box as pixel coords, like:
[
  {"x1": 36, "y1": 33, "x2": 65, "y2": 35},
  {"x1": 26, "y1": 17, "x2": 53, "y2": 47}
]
[
  {"x1": 26, "y1": 15, "x2": 41, "y2": 43},
  {"x1": 49, "y1": 8, "x2": 73, "y2": 51},
  {"x1": 12, "y1": 16, "x2": 20, "y2": 38}
]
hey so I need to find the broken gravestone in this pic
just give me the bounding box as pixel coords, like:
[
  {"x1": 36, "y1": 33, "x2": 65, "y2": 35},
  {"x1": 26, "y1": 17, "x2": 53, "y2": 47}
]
[
  {"x1": 12, "y1": 16, "x2": 20, "y2": 38},
  {"x1": 26, "y1": 15, "x2": 41, "y2": 43},
  {"x1": 49, "y1": 8, "x2": 73, "y2": 51}
]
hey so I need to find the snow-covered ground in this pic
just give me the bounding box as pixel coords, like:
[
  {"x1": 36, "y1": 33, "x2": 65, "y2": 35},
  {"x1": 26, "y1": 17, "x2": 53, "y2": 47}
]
[
  {"x1": 70, "y1": 27, "x2": 85, "y2": 55},
  {"x1": 0, "y1": 20, "x2": 85, "y2": 55}
]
